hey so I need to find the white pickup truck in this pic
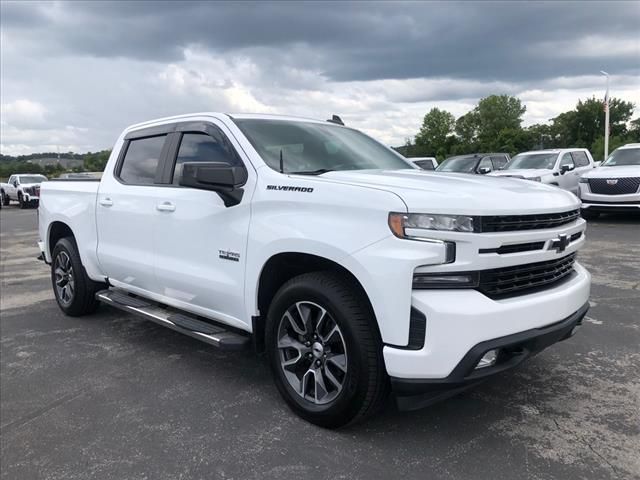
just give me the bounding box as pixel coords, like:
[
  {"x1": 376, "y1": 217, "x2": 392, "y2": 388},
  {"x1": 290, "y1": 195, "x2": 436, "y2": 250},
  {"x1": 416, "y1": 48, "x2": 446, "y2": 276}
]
[
  {"x1": 38, "y1": 113, "x2": 591, "y2": 427},
  {"x1": 1, "y1": 173, "x2": 47, "y2": 208},
  {"x1": 489, "y1": 148, "x2": 596, "y2": 195}
]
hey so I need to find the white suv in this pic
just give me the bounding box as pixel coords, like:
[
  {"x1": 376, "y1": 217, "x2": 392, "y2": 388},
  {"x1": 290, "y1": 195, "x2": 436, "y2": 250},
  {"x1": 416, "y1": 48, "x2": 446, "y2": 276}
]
[
  {"x1": 579, "y1": 143, "x2": 640, "y2": 219},
  {"x1": 490, "y1": 148, "x2": 595, "y2": 195}
]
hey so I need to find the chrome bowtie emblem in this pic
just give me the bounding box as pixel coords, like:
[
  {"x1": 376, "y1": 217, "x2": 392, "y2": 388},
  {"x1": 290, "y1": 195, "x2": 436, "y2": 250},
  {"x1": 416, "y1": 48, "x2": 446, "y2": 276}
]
[
  {"x1": 549, "y1": 234, "x2": 569, "y2": 253},
  {"x1": 606, "y1": 179, "x2": 618, "y2": 185}
]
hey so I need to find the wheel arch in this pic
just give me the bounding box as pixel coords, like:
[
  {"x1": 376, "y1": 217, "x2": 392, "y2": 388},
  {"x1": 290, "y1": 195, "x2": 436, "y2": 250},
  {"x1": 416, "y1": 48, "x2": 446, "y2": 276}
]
[
  {"x1": 48, "y1": 221, "x2": 76, "y2": 256},
  {"x1": 253, "y1": 252, "x2": 377, "y2": 353}
]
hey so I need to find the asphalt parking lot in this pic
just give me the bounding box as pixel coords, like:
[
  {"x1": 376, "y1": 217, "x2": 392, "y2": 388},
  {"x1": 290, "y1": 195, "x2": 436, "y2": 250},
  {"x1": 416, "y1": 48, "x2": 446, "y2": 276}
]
[{"x1": 1, "y1": 205, "x2": 638, "y2": 480}]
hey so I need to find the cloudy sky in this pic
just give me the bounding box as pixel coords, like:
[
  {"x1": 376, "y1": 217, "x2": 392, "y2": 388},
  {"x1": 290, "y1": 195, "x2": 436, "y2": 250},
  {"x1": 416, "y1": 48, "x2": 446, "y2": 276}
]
[{"x1": 1, "y1": 1, "x2": 639, "y2": 155}]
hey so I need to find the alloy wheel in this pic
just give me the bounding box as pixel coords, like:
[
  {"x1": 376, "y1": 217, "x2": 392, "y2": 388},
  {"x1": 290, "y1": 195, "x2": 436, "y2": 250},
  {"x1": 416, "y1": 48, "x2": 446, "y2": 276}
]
[
  {"x1": 277, "y1": 301, "x2": 348, "y2": 405},
  {"x1": 54, "y1": 251, "x2": 75, "y2": 306}
]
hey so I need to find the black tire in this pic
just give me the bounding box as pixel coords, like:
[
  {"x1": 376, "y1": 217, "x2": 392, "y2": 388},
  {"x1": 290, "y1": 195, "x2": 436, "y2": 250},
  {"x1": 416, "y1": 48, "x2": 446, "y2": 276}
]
[
  {"x1": 18, "y1": 193, "x2": 26, "y2": 209},
  {"x1": 51, "y1": 237, "x2": 105, "y2": 316},
  {"x1": 265, "y1": 271, "x2": 388, "y2": 428},
  {"x1": 1, "y1": 192, "x2": 8, "y2": 206},
  {"x1": 581, "y1": 209, "x2": 600, "y2": 220}
]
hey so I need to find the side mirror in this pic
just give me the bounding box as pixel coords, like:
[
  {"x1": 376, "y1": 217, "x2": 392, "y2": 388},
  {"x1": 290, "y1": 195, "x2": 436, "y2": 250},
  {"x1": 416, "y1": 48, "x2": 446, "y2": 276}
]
[
  {"x1": 560, "y1": 164, "x2": 575, "y2": 174},
  {"x1": 179, "y1": 162, "x2": 248, "y2": 207},
  {"x1": 478, "y1": 167, "x2": 491, "y2": 174}
]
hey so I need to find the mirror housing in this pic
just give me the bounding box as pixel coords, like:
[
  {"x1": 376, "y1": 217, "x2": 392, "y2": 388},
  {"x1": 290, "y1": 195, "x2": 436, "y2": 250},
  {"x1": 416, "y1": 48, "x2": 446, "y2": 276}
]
[
  {"x1": 559, "y1": 164, "x2": 575, "y2": 174},
  {"x1": 179, "y1": 162, "x2": 247, "y2": 206},
  {"x1": 478, "y1": 167, "x2": 491, "y2": 174}
]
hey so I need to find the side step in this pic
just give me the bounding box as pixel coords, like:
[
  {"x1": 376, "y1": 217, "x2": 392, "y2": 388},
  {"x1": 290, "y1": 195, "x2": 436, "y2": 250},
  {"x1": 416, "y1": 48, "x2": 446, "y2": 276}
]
[{"x1": 95, "y1": 289, "x2": 250, "y2": 350}]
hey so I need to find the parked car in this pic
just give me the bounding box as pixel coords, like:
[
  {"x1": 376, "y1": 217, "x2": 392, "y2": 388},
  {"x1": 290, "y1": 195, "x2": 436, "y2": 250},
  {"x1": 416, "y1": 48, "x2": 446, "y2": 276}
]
[
  {"x1": 409, "y1": 157, "x2": 438, "y2": 170},
  {"x1": 38, "y1": 113, "x2": 590, "y2": 427},
  {"x1": 2, "y1": 174, "x2": 47, "y2": 208},
  {"x1": 490, "y1": 148, "x2": 595, "y2": 195},
  {"x1": 578, "y1": 143, "x2": 640, "y2": 219},
  {"x1": 436, "y1": 153, "x2": 510, "y2": 174}
]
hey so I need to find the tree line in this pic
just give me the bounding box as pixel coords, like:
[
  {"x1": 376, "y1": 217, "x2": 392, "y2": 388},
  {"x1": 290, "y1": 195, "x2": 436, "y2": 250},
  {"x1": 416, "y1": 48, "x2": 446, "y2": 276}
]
[
  {"x1": 396, "y1": 95, "x2": 639, "y2": 162},
  {"x1": 0, "y1": 150, "x2": 111, "y2": 180}
]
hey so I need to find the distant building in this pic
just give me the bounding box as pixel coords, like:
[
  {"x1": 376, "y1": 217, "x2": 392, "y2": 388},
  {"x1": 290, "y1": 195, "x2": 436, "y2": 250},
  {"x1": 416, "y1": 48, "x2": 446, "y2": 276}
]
[{"x1": 26, "y1": 157, "x2": 84, "y2": 169}]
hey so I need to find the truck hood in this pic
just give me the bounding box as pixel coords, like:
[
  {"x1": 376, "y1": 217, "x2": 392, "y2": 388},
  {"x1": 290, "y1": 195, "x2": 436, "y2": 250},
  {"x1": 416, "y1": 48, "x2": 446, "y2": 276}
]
[
  {"x1": 311, "y1": 170, "x2": 579, "y2": 215},
  {"x1": 581, "y1": 165, "x2": 640, "y2": 179},
  {"x1": 488, "y1": 168, "x2": 552, "y2": 179},
  {"x1": 20, "y1": 182, "x2": 43, "y2": 188}
]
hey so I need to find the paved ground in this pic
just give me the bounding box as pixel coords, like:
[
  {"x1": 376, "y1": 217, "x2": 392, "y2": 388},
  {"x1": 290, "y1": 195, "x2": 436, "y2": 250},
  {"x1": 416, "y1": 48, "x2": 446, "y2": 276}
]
[{"x1": 1, "y1": 205, "x2": 639, "y2": 480}]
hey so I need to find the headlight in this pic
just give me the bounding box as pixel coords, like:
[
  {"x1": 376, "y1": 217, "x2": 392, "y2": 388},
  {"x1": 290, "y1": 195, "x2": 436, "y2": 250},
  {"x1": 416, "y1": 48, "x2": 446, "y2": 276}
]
[
  {"x1": 527, "y1": 177, "x2": 542, "y2": 182},
  {"x1": 389, "y1": 212, "x2": 477, "y2": 236},
  {"x1": 579, "y1": 177, "x2": 589, "y2": 184},
  {"x1": 413, "y1": 272, "x2": 479, "y2": 289}
]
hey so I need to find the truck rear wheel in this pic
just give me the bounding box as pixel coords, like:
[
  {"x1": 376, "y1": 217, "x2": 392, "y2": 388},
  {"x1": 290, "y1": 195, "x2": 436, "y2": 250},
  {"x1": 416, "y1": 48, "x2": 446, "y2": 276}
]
[
  {"x1": 265, "y1": 271, "x2": 388, "y2": 428},
  {"x1": 51, "y1": 237, "x2": 104, "y2": 316}
]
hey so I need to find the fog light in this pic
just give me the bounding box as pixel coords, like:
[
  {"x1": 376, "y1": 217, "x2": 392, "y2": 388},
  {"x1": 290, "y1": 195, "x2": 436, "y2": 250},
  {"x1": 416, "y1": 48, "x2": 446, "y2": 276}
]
[{"x1": 476, "y1": 349, "x2": 499, "y2": 369}]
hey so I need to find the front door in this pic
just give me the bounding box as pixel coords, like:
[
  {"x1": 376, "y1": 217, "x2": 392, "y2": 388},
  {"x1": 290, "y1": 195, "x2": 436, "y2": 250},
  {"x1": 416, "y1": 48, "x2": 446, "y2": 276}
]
[
  {"x1": 557, "y1": 152, "x2": 578, "y2": 193},
  {"x1": 152, "y1": 123, "x2": 255, "y2": 329}
]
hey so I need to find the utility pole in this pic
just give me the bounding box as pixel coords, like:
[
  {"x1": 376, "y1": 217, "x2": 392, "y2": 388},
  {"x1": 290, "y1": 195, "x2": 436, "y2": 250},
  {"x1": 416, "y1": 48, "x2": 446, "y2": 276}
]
[{"x1": 600, "y1": 71, "x2": 610, "y2": 161}]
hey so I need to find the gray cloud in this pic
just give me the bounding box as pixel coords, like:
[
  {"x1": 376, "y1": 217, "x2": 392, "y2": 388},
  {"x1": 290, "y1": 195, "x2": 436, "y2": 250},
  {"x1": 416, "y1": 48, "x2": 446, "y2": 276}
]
[
  {"x1": 3, "y1": 1, "x2": 639, "y2": 82},
  {"x1": 1, "y1": 1, "x2": 638, "y2": 154}
]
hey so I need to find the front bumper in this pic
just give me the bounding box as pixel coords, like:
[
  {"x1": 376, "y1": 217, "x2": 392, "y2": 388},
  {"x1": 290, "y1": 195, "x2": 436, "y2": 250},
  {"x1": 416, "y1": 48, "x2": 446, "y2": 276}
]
[
  {"x1": 579, "y1": 185, "x2": 640, "y2": 212},
  {"x1": 391, "y1": 301, "x2": 589, "y2": 410},
  {"x1": 22, "y1": 194, "x2": 40, "y2": 203}
]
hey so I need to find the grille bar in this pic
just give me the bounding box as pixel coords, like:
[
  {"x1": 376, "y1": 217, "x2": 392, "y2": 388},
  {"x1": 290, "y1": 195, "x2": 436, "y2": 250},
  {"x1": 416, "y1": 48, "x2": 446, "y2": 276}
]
[
  {"x1": 588, "y1": 177, "x2": 640, "y2": 195},
  {"x1": 478, "y1": 253, "x2": 576, "y2": 298},
  {"x1": 479, "y1": 210, "x2": 579, "y2": 232}
]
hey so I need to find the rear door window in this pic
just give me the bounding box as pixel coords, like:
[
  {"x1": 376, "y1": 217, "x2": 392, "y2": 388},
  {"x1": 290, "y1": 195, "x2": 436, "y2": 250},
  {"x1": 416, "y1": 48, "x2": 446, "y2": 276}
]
[
  {"x1": 571, "y1": 151, "x2": 590, "y2": 167},
  {"x1": 118, "y1": 135, "x2": 167, "y2": 185}
]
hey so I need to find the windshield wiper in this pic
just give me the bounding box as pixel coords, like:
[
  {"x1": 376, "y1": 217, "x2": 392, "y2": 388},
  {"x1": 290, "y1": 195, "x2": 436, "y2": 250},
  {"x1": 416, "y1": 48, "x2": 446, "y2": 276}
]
[{"x1": 289, "y1": 169, "x2": 335, "y2": 175}]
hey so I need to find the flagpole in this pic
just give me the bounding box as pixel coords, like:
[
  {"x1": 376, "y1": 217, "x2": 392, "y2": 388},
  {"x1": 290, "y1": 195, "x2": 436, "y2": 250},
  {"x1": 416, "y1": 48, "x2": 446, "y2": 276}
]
[{"x1": 600, "y1": 71, "x2": 610, "y2": 162}]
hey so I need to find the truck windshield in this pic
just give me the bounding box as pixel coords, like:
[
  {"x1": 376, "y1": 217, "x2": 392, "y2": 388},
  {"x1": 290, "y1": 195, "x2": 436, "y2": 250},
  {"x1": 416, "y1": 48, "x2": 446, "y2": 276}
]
[
  {"x1": 505, "y1": 153, "x2": 557, "y2": 170},
  {"x1": 602, "y1": 148, "x2": 640, "y2": 166},
  {"x1": 18, "y1": 175, "x2": 47, "y2": 184},
  {"x1": 233, "y1": 119, "x2": 411, "y2": 174},
  {"x1": 436, "y1": 156, "x2": 478, "y2": 173}
]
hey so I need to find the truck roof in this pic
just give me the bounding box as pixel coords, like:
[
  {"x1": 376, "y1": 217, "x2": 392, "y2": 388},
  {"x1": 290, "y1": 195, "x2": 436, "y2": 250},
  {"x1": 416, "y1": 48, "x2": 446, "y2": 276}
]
[{"x1": 125, "y1": 112, "x2": 332, "y2": 133}]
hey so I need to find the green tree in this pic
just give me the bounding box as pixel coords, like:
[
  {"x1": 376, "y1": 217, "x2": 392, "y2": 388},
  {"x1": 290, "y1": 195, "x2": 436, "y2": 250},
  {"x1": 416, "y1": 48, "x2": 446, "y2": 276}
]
[
  {"x1": 454, "y1": 111, "x2": 479, "y2": 153},
  {"x1": 474, "y1": 95, "x2": 526, "y2": 151},
  {"x1": 414, "y1": 108, "x2": 455, "y2": 159}
]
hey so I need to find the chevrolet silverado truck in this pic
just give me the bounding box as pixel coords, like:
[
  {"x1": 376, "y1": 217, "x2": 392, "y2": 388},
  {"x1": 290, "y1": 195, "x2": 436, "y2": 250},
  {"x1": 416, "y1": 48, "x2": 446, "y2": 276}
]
[
  {"x1": 489, "y1": 148, "x2": 595, "y2": 194},
  {"x1": 2, "y1": 173, "x2": 47, "y2": 208},
  {"x1": 38, "y1": 113, "x2": 591, "y2": 428},
  {"x1": 579, "y1": 143, "x2": 640, "y2": 219}
]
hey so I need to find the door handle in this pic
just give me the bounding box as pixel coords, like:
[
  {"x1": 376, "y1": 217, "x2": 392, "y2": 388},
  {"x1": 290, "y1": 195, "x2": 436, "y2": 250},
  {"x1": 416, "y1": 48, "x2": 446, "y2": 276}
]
[
  {"x1": 156, "y1": 202, "x2": 176, "y2": 212},
  {"x1": 99, "y1": 198, "x2": 113, "y2": 207}
]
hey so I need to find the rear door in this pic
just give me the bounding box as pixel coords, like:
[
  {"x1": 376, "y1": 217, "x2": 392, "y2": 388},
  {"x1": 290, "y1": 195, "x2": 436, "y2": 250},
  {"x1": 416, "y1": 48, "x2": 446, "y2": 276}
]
[
  {"x1": 96, "y1": 131, "x2": 171, "y2": 292},
  {"x1": 152, "y1": 121, "x2": 255, "y2": 327}
]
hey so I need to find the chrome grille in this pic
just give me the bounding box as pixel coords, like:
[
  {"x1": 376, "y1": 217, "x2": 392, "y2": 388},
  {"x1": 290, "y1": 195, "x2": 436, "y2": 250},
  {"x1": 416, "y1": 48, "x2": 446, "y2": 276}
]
[{"x1": 588, "y1": 177, "x2": 640, "y2": 195}]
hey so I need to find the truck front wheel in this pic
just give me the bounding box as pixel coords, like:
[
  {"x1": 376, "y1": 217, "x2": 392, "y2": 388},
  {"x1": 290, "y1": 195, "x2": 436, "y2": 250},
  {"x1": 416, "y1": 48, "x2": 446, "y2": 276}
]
[
  {"x1": 1, "y1": 191, "x2": 8, "y2": 206},
  {"x1": 265, "y1": 271, "x2": 388, "y2": 428},
  {"x1": 18, "y1": 193, "x2": 26, "y2": 209},
  {"x1": 51, "y1": 237, "x2": 104, "y2": 316}
]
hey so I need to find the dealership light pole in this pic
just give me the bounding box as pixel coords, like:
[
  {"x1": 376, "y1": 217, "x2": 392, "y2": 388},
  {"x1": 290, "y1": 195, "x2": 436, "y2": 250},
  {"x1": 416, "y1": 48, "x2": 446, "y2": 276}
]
[{"x1": 600, "y1": 71, "x2": 610, "y2": 161}]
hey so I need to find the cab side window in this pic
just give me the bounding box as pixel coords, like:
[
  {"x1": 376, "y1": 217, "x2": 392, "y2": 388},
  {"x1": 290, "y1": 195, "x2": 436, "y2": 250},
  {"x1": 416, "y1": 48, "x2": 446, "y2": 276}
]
[
  {"x1": 118, "y1": 135, "x2": 167, "y2": 185},
  {"x1": 571, "y1": 151, "x2": 590, "y2": 167},
  {"x1": 172, "y1": 132, "x2": 242, "y2": 184},
  {"x1": 491, "y1": 155, "x2": 508, "y2": 170},
  {"x1": 478, "y1": 157, "x2": 493, "y2": 172},
  {"x1": 560, "y1": 153, "x2": 575, "y2": 168}
]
